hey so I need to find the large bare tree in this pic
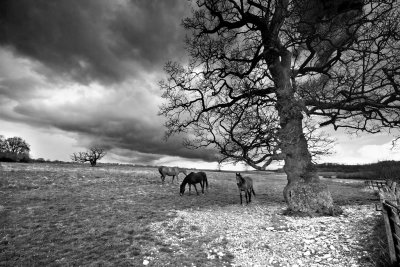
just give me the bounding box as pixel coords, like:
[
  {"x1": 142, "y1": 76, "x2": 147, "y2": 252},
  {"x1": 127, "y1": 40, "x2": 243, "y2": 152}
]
[{"x1": 160, "y1": 0, "x2": 400, "y2": 214}]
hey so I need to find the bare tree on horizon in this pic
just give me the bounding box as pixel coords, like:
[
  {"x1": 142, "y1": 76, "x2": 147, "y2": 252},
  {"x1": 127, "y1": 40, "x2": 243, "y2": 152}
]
[{"x1": 71, "y1": 147, "x2": 107, "y2": 167}]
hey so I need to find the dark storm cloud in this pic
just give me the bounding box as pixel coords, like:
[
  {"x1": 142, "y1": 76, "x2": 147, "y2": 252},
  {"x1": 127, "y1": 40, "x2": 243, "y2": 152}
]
[
  {"x1": 14, "y1": 106, "x2": 220, "y2": 162},
  {"x1": 0, "y1": 0, "x2": 219, "y2": 164},
  {"x1": 106, "y1": 148, "x2": 163, "y2": 165},
  {"x1": 110, "y1": 0, "x2": 190, "y2": 69},
  {"x1": 0, "y1": 0, "x2": 189, "y2": 84}
]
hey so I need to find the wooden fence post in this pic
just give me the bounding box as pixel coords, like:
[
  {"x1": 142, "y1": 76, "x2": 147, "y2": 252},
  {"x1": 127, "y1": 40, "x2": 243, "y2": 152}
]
[{"x1": 381, "y1": 201, "x2": 397, "y2": 264}]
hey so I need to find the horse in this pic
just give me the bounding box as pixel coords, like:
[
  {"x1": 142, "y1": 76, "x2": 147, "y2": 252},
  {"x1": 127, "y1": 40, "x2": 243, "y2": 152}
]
[
  {"x1": 236, "y1": 173, "x2": 256, "y2": 205},
  {"x1": 180, "y1": 172, "x2": 208, "y2": 196},
  {"x1": 158, "y1": 166, "x2": 187, "y2": 183}
]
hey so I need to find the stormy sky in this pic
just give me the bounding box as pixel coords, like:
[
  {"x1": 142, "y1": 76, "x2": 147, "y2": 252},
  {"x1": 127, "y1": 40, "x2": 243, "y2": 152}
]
[{"x1": 1, "y1": 0, "x2": 399, "y2": 169}]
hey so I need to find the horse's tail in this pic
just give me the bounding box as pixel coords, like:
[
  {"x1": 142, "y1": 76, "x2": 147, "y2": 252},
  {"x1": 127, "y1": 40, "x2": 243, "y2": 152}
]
[
  {"x1": 201, "y1": 173, "x2": 208, "y2": 189},
  {"x1": 158, "y1": 167, "x2": 165, "y2": 183}
]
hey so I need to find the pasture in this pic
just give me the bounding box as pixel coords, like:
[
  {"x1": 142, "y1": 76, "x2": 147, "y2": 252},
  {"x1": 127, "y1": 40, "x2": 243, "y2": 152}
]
[{"x1": 0, "y1": 163, "x2": 382, "y2": 266}]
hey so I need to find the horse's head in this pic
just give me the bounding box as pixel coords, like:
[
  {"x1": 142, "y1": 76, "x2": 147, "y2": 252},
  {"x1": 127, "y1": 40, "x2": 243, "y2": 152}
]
[
  {"x1": 179, "y1": 183, "x2": 185, "y2": 196},
  {"x1": 179, "y1": 176, "x2": 188, "y2": 196},
  {"x1": 236, "y1": 173, "x2": 243, "y2": 185}
]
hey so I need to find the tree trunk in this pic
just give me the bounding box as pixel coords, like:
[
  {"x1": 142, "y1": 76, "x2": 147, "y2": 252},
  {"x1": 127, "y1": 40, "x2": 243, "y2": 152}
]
[
  {"x1": 90, "y1": 159, "x2": 97, "y2": 167},
  {"x1": 271, "y1": 51, "x2": 341, "y2": 216}
]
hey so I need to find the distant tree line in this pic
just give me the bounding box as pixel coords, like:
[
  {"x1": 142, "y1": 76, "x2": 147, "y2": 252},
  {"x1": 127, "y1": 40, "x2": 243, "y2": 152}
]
[
  {"x1": 316, "y1": 162, "x2": 373, "y2": 172},
  {"x1": 316, "y1": 161, "x2": 400, "y2": 181},
  {"x1": 316, "y1": 161, "x2": 400, "y2": 173},
  {"x1": 0, "y1": 135, "x2": 30, "y2": 162},
  {"x1": 30, "y1": 158, "x2": 66, "y2": 164}
]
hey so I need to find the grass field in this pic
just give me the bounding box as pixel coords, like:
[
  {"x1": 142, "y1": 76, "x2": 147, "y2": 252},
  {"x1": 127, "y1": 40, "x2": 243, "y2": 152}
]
[{"x1": 0, "y1": 163, "x2": 380, "y2": 266}]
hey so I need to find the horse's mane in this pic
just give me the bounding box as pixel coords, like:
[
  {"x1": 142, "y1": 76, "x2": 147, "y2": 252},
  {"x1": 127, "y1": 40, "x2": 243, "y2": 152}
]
[{"x1": 180, "y1": 172, "x2": 193, "y2": 185}]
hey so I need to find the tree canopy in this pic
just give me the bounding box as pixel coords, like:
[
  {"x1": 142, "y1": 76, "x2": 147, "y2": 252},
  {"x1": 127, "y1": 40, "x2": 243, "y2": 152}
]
[
  {"x1": 160, "y1": 0, "x2": 400, "y2": 169},
  {"x1": 0, "y1": 135, "x2": 31, "y2": 162}
]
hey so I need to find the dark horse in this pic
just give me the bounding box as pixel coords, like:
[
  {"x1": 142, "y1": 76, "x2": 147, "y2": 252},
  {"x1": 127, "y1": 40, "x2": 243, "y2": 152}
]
[
  {"x1": 158, "y1": 166, "x2": 187, "y2": 183},
  {"x1": 236, "y1": 173, "x2": 256, "y2": 205},
  {"x1": 180, "y1": 172, "x2": 208, "y2": 196}
]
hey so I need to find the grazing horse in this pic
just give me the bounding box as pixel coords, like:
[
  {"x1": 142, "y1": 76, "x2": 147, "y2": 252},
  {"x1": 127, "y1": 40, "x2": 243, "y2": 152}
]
[
  {"x1": 158, "y1": 166, "x2": 187, "y2": 183},
  {"x1": 236, "y1": 173, "x2": 256, "y2": 205},
  {"x1": 180, "y1": 172, "x2": 208, "y2": 196}
]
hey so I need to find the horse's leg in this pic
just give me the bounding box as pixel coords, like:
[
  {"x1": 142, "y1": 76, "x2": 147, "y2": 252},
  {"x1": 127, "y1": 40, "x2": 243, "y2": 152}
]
[
  {"x1": 248, "y1": 189, "x2": 252, "y2": 203},
  {"x1": 200, "y1": 181, "x2": 204, "y2": 194},
  {"x1": 239, "y1": 191, "x2": 243, "y2": 205},
  {"x1": 189, "y1": 184, "x2": 191, "y2": 194},
  {"x1": 193, "y1": 184, "x2": 199, "y2": 195},
  {"x1": 245, "y1": 190, "x2": 249, "y2": 204}
]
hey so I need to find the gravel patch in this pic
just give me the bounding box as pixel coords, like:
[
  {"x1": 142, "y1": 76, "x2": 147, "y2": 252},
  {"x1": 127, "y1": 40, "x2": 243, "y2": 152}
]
[{"x1": 150, "y1": 204, "x2": 380, "y2": 267}]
